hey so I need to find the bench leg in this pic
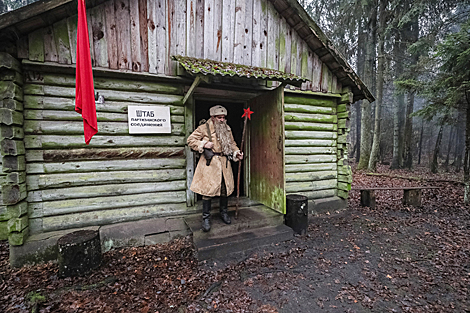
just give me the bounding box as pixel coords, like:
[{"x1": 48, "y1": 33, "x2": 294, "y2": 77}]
[
  {"x1": 360, "y1": 190, "x2": 376, "y2": 209},
  {"x1": 403, "y1": 189, "x2": 422, "y2": 206}
]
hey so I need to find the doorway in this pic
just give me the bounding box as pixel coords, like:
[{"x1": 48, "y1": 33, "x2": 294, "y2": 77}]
[{"x1": 194, "y1": 100, "x2": 246, "y2": 200}]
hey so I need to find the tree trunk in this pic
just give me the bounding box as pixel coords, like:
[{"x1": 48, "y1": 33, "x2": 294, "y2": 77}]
[
  {"x1": 402, "y1": 91, "x2": 414, "y2": 169},
  {"x1": 444, "y1": 125, "x2": 455, "y2": 172},
  {"x1": 390, "y1": 34, "x2": 405, "y2": 169},
  {"x1": 464, "y1": 92, "x2": 470, "y2": 203},
  {"x1": 368, "y1": 0, "x2": 387, "y2": 171},
  {"x1": 431, "y1": 117, "x2": 447, "y2": 174},
  {"x1": 418, "y1": 119, "x2": 424, "y2": 165},
  {"x1": 355, "y1": 21, "x2": 366, "y2": 164}
]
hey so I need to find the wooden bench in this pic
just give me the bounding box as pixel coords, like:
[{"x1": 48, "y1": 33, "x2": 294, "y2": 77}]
[{"x1": 351, "y1": 187, "x2": 440, "y2": 208}]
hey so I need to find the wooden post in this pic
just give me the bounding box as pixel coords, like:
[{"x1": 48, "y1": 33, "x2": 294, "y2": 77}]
[
  {"x1": 403, "y1": 189, "x2": 421, "y2": 206},
  {"x1": 360, "y1": 190, "x2": 375, "y2": 209}
]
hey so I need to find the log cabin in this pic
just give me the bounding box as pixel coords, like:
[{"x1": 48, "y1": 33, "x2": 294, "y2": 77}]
[{"x1": 0, "y1": 0, "x2": 374, "y2": 266}]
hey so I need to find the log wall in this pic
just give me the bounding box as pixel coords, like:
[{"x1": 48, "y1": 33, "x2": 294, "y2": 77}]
[
  {"x1": 23, "y1": 69, "x2": 189, "y2": 234},
  {"x1": 18, "y1": 0, "x2": 342, "y2": 94},
  {"x1": 284, "y1": 92, "x2": 339, "y2": 201}
]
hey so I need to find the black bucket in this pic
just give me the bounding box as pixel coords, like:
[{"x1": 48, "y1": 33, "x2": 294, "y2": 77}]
[{"x1": 285, "y1": 194, "x2": 308, "y2": 235}]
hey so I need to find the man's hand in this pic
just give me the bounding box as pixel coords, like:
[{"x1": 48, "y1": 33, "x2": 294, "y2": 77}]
[
  {"x1": 204, "y1": 141, "x2": 213, "y2": 149},
  {"x1": 236, "y1": 151, "x2": 244, "y2": 160}
]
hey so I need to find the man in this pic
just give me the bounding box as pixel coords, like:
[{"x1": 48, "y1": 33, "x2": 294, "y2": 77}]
[{"x1": 187, "y1": 105, "x2": 243, "y2": 232}]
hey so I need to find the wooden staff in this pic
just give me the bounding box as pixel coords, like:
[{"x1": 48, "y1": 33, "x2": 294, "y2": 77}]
[{"x1": 236, "y1": 107, "x2": 253, "y2": 219}]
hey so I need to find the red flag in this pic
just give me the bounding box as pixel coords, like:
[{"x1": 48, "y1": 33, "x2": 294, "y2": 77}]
[{"x1": 75, "y1": 0, "x2": 97, "y2": 144}]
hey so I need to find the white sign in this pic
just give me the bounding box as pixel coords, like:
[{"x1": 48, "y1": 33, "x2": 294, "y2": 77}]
[{"x1": 128, "y1": 105, "x2": 172, "y2": 134}]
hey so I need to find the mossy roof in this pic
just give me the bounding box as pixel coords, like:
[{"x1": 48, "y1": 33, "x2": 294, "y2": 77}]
[{"x1": 173, "y1": 55, "x2": 309, "y2": 85}]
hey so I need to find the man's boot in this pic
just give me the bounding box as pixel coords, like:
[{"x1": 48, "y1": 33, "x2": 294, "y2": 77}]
[
  {"x1": 202, "y1": 199, "x2": 211, "y2": 232},
  {"x1": 219, "y1": 196, "x2": 231, "y2": 224}
]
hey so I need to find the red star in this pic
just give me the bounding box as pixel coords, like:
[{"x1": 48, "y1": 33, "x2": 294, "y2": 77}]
[{"x1": 242, "y1": 107, "x2": 254, "y2": 120}]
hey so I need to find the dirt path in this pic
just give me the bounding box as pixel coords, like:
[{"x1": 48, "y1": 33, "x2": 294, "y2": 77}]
[{"x1": 1, "y1": 173, "x2": 469, "y2": 312}]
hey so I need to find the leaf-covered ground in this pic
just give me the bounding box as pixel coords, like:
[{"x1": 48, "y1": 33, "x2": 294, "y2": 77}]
[{"x1": 1, "y1": 166, "x2": 469, "y2": 312}]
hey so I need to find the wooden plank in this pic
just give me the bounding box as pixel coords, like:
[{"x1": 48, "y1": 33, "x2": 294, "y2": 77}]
[
  {"x1": 259, "y1": 0, "x2": 268, "y2": 67},
  {"x1": 285, "y1": 146, "x2": 336, "y2": 155},
  {"x1": 278, "y1": 17, "x2": 287, "y2": 73},
  {"x1": 286, "y1": 171, "x2": 337, "y2": 182},
  {"x1": 129, "y1": 0, "x2": 142, "y2": 72},
  {"x1": 115, "y1": 0, "x2": 132, "y2": 70},
  {"x1": 91, "y1": 4, "x2": 109, "y2": 68},
  {"x1": 284, "y1": 19, "x2": 292, "y2": 74},
  {"x1": 285, "y1": 112, "x2": 337, "y2": 123},
  {"x1": 43, "y1": 26, "x2": 59, "y2": 62},
  {"x1": 175, "y1": 0, "x2": 187, "y2": 57},
  {"x1": 221, "y1": 0, "x2": 235, "y2": 62},
  {"x1": 156, "y1": 0, "x2": 167, "y2": 73},
  {"x1": 53, "y1": 19, "x2": 72, "y2": 64},
  {"x1": 26, "y1": 158, "x2": 185, "y2": 174},
  {"x1": 285, "y1": 139, "x2": 337, "y2": 147},
  {"x1": 287, "y1": 189, "x2": 336, "y2": 200},
  {"x1": 311, "y1": 51, "x2": 321, "y2": 91},
  {"x1": 203, "y1": 0, "x2": 214, "y2": 59},
  {"x1": 104, "y1": 0, "x2": 119, "y2": 69},
  {"x1": 251, "y1": 0, "x2": 260, "y2": 66},
  {"x1": 305, "y1": 50, "x2": 313, "y2": 90},
  {"x1": 28, "y1": 28, "x2": 45, "y2": 62},
  {"x1": 26, "y1": 147, "x2": 184, "y2": 162},
  {"x1": 186, "y1": 0, "x2": 197, "y2": 57},
  {"x1": 286, "y1": 179, "x2": 337, "y2": 193},
  {"x1": 139, "y1": 0, "x2": 149, "y2": 72},
  {"x1": 266, "y1": 2, "x2": 275, "y2": 69},
  {"x1": 147, "y1": 0, "x2": 157, "y2": 73},
  {"x1": 35, "y1": 202, "x2": 190, "y2": 232},
  {"x1": 290, "y1": 28, "x2": 298, "y2": 75},
  {"x1": 24, "y1": 120, "x2": 184, "y2": 136},
  {"x1": 27, "y1": 169, "x2": 186, "y2": 190},
  {"x1": 24, "y1": 110, "x2": 184, "y2": 123},
  {"x1": 30, "y1": 190, "x2": 187, "y2": 218},
  {"x1": 213, "y1": 0, "x2": 222, "y2": 61},
  {"x1": 285, "y1": 130, "x2": 337, "y2": 140},
  {"x1": 285, "y1": 163, "x2": 337, "y2": 173},
  {"x1": 28, "y1": 180, "x2": 186, "y2": 202},
  {"x1": 321, "y1": 62, "x2": 329, "y2": 92},
  {"x1": 243, "y1": 0, "x2": 253, "y2": 66},
  {"x1": 233, "y1": 0, "x2": 245, "y2": 64},
  {"x1": 67, "y1": 15, "x2": 78, "y2": 64},
  {"x1": 195, "y1": 0, "x2": 205, "y2": 58},
  {"x1": 284, "y1": 121, "x2": 337, "y2": 132},
  {"x1": 17, "y1": 36, "x2": 29, "y2": 59},
  {"x1": 284, "y1": 95, "x2": 337, "y2": 107},
  {"x1": 24, "y1": 134, "x2": 185, "y2": 149},
  {"x1": 87, "y1": 4, "x2": 95, "y2": 65},
  {"x1": 285, "y1": 154, "x2": 337, "y2": 164}
]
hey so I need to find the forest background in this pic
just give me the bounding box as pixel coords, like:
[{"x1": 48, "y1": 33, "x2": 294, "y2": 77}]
[{"x1": 2, "y1": 0, "x2": 470, "y2": 199}]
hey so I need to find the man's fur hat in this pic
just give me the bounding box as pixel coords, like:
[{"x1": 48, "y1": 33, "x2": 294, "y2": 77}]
[{"x1": 210, "y1": 105, "x2": 227, "y2": 116}]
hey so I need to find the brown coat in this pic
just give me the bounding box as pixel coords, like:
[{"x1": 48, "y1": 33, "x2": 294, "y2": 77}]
[{"x1": 187, "y1": 119, "x2": 240, "y2": 197}]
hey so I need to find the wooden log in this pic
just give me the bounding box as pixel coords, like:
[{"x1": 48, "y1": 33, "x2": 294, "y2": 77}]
[
  {"x1": 24, "y1": 109, "x2": 185, "y2": 123},
  {"x1": 288, "y1": 189, "x2": 336, "y2": 200},
  {"x1": 285, "y1": 139, "x2": 337, "y2": 147},
  {"x1": 24, "y1": 134, "x2": 185, "y2": 149},
  {"x1": 286, "y1": 179, "x2": 337, "y2": 193},
  {"x1": 1, "y1": 125, "x2": 24, "y2": 140},
  {"x1": 28, "y1": 180, "x2": 186, "y2": 202},
  {"x1": 284, "y1": 121, "x2": 337, "y2": 132},
  {"x1": 24, "y1": 120, "x2": 185, "y2": 136},
  {"x1": 285, "y1": 146, "x2": 336, "y2": 155},
  {"x1": 284, "y1": 95, "x2": 337, "y2": 107},
  {"x1": 285, "y1": 163, "x2": 337, "y2": 173},
  {"x1": 58, "y1": 230, "x2": 101, "y2": 277},
  {"x1": 7, "y1": 215, "x2": 28, "y2": 233},
  {"x1": 285, "y1": 154, "x2": 337, "y2": 164},
  {"x1": 30, "y1": 190, "x2": 187, "y2": 218},
  {"x1": 6, "y1": 172, "x2": 26, "y2": 184},
  {"x1": 284, "y1": 103, "x2": 335, "y2": 115},
  {"x1": 1, "y1": 139, "x2": 25, "y2": 156},
  {"x1": 2, "y1": 183, "x2": 27, "y2": 205},
  {"x1": 0, "y1": 99, "x2": 24, "y2": 111},
  {"x1": 8, "y1": 227, "x2": 29, "y2": 246},
  {"x1": 285, "y1": 130, "x2": 337, "y2": 140},
  {"x1": 34, "y1": 202, "x2": 190, "y2": 233},
  {"x1": 3, "y1": 155, "x2": 26, "y2": 172},
  {"x1": 0, "y1": 52, "x2": 22, "y2": 72},
  {"x1": 23, "y1": 85, "x2": 184, "y2": 104},
  {"x1": 285, "y1": 112, "x2": 336, "y2": 123},
  {"x1": 0, "y1": 82, "x2": 23, "y2": 101},
  {"x1": 23, "y1": 96, "x2": 184, "y2": 115},
  {"x1": 0, "y1": 69, "x2": 24, "y2": 86},
  {"x1": 285, "y1": 170, "x2": 337, "y2": 182},
  {"x1": 26, "y1": 158, "x2": 185, "y2": 174},
  {"x1": 26, "y1": 146, "x2": 184, "y2": 162},
  {"x1": 27, "y1": 168, "x2": 186, "y2": 190},
  {"x1": 0, "y1": 201, "x2": 27, "y2": 221}
]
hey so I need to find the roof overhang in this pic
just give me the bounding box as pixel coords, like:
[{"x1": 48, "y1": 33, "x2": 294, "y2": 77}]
[{"x1": 173, "y1": 55, "x2": 309, "y2": 88}]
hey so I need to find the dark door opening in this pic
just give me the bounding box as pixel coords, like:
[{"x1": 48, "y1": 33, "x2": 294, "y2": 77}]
[{"x1": 194, "y1": 100, "x2": 245, "y2": 200}]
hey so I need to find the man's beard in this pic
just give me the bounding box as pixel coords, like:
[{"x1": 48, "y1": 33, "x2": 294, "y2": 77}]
[{"x1": 214, "y1": 119, "x2": 234, "y2": 157}]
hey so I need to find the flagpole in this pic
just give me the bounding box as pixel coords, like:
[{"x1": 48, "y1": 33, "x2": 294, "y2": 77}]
[{"x1": 236, "y1": 107, "x2": 253, "y2": 219}]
